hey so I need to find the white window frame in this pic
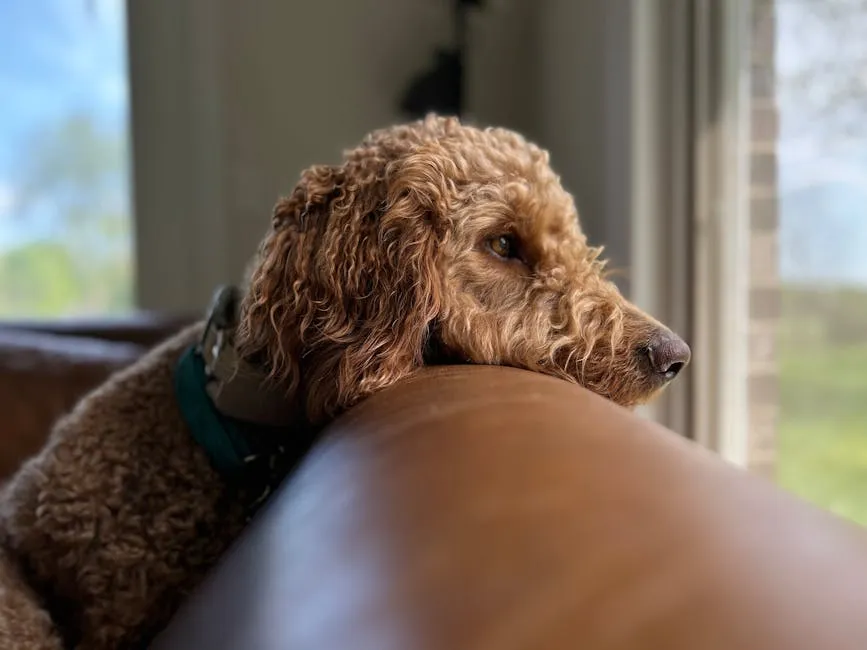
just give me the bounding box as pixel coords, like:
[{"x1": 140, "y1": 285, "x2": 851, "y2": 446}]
[
  {"x1": 621, "y1": 0, "x2": 696, "y2": 434},
  {"x1": 688, "y1": 0, "x2": 754, "y2": 462},
  {"x1": 618, "y1": 0, "x2": 753, "y2": 450}
]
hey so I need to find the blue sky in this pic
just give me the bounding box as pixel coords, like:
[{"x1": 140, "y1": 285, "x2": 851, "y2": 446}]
[
  {"x1": 0, "y1": 0, "x2": 128, "y2": 238},
  {"x1": 0, "y1": 0, "x2": 865, "y2": 285},
  {"x1": 776, "y1": 1, "x2": 867, "y2": 286},
  {"x1": 0, "y1": 0, "x2": 127, "y2": 154}
]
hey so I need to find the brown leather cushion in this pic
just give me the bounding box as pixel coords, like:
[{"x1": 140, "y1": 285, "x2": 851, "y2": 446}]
[
  {"x1": 0, "y1": 330, "x2": 145, "y2": 480},
  {"x1": 153, "y1": 365, "x2": 867, "y2": 650},
  {"x1": 0, "y1": 312, "x2": 194, "y2": 348}
]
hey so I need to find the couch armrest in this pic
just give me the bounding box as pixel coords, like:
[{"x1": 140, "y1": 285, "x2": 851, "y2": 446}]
[
  {"x1": 0, "y1": 330, "x2": 146, "y2": 480},
  {"x1": 152, "y1": 366, "x2": 867, "y2": 650},
  {"x1": 0, "y1": 311, "x2": 195, "y2": 347}
]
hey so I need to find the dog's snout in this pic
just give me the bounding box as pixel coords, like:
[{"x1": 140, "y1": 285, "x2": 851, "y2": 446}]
[{"x1": 644, "y1": 332, "x2": 691, "y2": 380}]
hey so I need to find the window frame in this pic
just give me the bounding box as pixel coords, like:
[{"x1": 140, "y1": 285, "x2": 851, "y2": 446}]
[
  {"x1": 623, "y1": 0, "x2": 754, "y2": 450},
  {"x1": 688, "y1": 0, "x2": 754, "y2": 461},
  {"x1": 621, "y1": 0, "x2": 696, "y2": 434}
]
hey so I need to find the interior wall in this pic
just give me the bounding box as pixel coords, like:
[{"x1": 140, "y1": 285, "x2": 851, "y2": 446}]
[
  {"x1": 459, "y1": 0, "x2": 634, "y2": 287},
  {"x1": 129, "y1": 0, "x2": 632, "y2": 312},
  {"x1": 219, "y1": 0, "x2": 453, "y2": 285}
]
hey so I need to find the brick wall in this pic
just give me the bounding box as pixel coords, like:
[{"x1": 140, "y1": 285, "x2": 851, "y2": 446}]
[{"x1": 746, "y1": 0, "x2": 781, "y2": 477}]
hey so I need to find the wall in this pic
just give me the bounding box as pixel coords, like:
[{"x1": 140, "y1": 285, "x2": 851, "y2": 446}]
[
  {"x1": 468, "y1": 0, "x2": 634, "y2": 273},
  {"x1": 128, "y1": 0, "x2": 634, "y2": 313},
  {"x1": 129, "y1": 0, "x2": 449, "y2": 311}
]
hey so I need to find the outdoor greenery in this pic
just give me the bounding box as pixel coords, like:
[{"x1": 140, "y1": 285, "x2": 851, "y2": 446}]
[
  {"x1": 0, "y1": 114, "x2": 133, "y2": 317},
  {"x1": 777, "y1": 285, "x2": 867, "y2": 527}
]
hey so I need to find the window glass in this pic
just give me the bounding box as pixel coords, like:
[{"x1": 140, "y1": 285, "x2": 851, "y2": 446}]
[
  {"x1": 750, "y1": 0, "x2": 867, "y2": 525},
  {"x1": 0, "y1": 0, "x2": 133, "y2": 317}
]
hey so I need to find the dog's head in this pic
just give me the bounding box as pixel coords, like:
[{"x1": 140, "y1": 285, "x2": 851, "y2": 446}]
[{"x1": 238, "y1": 115, "x2": 690, "y2": 423}]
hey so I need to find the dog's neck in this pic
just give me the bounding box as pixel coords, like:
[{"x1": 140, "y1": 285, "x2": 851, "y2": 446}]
[
  {"x1": 199, "y1": 287, "x2": 463, "y2": 425},
  {"x1": 198, "y1": 285, "x2": 298, "y2": 428},
  {"x1": 173, "y1": 286, "x2": 317, "y2": 514}
]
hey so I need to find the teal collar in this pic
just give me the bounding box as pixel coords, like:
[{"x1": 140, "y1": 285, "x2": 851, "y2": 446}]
[
  {"x1": 175, "y1": 345, "x2": 258, "y2": 478},
  {"x1": 174, "y1": 344, "x2": 312, "y2": 512}
]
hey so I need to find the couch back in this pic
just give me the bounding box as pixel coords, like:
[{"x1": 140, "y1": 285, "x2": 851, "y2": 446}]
[
  {"x1": 0, "y1": 314, "x2": 190, "y2": 480},
  {"x1": 153, "y1": 366, "x2": 867, "y2": 650}
]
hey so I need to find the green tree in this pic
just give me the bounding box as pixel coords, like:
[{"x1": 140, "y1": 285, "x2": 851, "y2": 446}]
[
  {"x1": 0, "y1": 242, "x2": 81, "y2": 317},
  {"x1": 0, "y1": 113, "x2": 133, "y2": 317}
]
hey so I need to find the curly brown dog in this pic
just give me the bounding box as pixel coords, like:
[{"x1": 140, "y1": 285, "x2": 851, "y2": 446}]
[{"x1": 0, "y1": 115, "x2": 689, "y2": 649}]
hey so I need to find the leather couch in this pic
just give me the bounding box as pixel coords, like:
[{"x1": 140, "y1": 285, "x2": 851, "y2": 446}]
[
  {"x1": 0, "y1": 315, "x2": 188, "y2": 480},
  {"x1": 2, "y1": 319, "x2": 867, "y2": 649}
]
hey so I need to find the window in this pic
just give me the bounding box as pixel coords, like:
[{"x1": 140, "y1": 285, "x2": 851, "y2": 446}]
[
  {"x1": 701, "y1": 0, "x2": 867, "y2": 526},
  {"x1": 0, "y1": 0, "x2": 133, "y2": 318},
  {"x1": 765, "y1": 0, "x2": 867, "y2": 525}
]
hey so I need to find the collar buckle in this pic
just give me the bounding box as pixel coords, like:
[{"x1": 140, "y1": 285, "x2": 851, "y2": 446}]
[
  {"x1": 198, "y1": 285, "x2": 240, "y2": 377},
  {"x1": 195, "y1": 285, "x2": 299, "y2": 428}
]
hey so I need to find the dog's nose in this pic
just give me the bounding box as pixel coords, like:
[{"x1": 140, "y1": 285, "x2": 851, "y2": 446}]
[{"x1": 645, "y1": 332, "x2": 691, "y2": 380}]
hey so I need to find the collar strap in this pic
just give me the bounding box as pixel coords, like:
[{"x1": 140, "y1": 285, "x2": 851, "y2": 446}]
[
  {"x1": 174, "y1": 285, "x2": 310, "y2": 513},
  {"x1": 175, "y1": 344, "x2": 308, "y2": 513},
  {"x1": 198, "y1": 285, "x2": 298, "y2": 428},
  {"x1": 175, "y1": 345, "x2": 258, "y2": 478}
]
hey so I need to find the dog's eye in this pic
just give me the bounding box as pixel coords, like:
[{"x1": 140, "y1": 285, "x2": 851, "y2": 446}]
[{"x1": 487, "y1": 235, "x2": 519, "y2": 259}]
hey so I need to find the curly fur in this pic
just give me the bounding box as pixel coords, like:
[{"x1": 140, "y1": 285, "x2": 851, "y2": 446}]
[{"x1": 0, "y1": 115, "x2": 687, "y2": 649}]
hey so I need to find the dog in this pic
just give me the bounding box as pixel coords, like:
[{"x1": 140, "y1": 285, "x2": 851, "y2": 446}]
[{"x1": 0, "y1": 115, "x2": 689, "y2": 649}]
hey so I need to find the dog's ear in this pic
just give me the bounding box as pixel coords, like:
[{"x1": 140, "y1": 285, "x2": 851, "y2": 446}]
[{"x1": 238, "y1": 158, "x2": 444, "y2": 424}]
